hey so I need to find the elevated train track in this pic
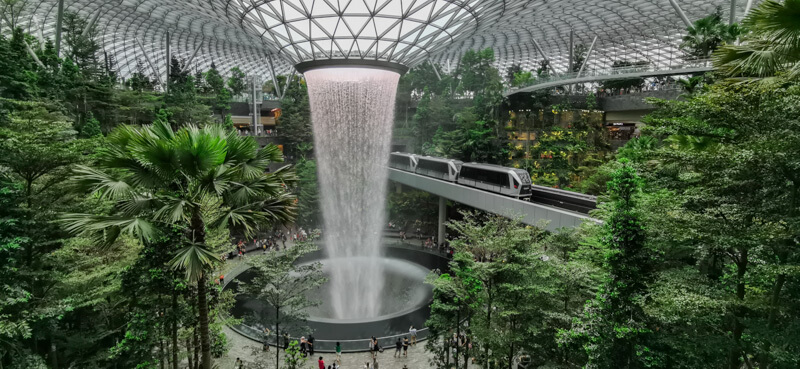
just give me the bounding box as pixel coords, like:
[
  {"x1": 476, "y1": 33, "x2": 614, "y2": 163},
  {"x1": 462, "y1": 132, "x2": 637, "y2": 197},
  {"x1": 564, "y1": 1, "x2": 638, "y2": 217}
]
[{"x1": 388, "y1": 168, "x2": 600, "y2": 232}]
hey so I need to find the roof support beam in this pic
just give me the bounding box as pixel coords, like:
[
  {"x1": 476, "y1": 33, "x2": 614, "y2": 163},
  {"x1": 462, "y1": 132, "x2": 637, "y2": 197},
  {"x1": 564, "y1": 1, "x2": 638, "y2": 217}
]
[
  {"x1": 181, "y1": 43, "x2": 204, "y2": 73},
  {"x1": 81, "y1": 8, "x2": 102, "y2": 38},
  {"x1": 429, "y1": 60, "x2": 442, "y2": 80},
  {"x1": 729, "y1": 0, "x2": 737, "y2": 25},
  {"x1": 568, "y1": 30, "x2": 574, "y2": 74},
  {"x1": 744, "y1": 0, "x2": 755, "y2": 15},
  {"x1": 135, "y1": 38, "x2": 164, "y2": 87},
  {"x1": 54, "y1": 0, "x2": 64, "y2": 57},
  {"x1": 281, "y1": 68, "x2": 296, "y2": 99},
  {"x1": 24, "y1": 40, "x2": 46, "y2": 69},
  {"x1": 266, "y1": 54, "x2": 281, "y2": 99},
  {"x1": 252, "y1": 76, "x2": 260, "y2": 135},
  {"x1": 576, "y1": 36, "x2": 598, "y2": 78},
  {"x1": 668, "y1": 0, "x2": 694, "y2": 28},
  {"x1": 165, "y1": 32, "x2": 171, "y2": 93},
  {"x1": 532, "y1": 39, "x2": 555, "y2": 76}
]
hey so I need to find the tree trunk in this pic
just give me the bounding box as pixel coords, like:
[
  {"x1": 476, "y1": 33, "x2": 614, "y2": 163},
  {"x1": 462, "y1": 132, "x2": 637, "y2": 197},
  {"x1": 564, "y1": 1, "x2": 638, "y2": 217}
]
[
  {"x1": 445, "y1": 335, "x2": 450, "y2": 369},
  {"x1": 193, "y1": 328, "x2": 200, "y2": 369},
  {"x1": 455, "y1": 310, "x2": 460, "y2": 369},
  {"x1": 197, "y1": 276, "x2": 212, "y2": 369},
  {"x1": 172, "y1": 291, "x2": 179, "y2": 369},
  {"x1": 276, "y1": 308, "x2": 281, "y2": 369},
  {"x1": 485, "y1": 286, "x2": 493, "y2": 369},
  {"x1": 728, "y1": 248, "x2": 748, "y2": 369},
  {"x1": 191, "y1": 209, "x2": 212, "y2": 369},
  {"x1": 761, "y1": 250, "x2": 788, "y2": 366},
  {"x1": 160, "y1": 338, "x2": 166, "y2": 369},
  {"x1": 186, "y1": 336, "x2": 193, "y2": 369}
]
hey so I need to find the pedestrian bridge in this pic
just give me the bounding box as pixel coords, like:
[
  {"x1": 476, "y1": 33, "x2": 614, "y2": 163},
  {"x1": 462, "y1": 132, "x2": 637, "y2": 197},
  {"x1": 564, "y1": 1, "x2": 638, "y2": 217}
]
[
  {"x1": 504, "y1": 59, "x2": 712, "y2": 96},
  {"x1": 387, "y1": 169, "x2": 600, "y2": 239}
]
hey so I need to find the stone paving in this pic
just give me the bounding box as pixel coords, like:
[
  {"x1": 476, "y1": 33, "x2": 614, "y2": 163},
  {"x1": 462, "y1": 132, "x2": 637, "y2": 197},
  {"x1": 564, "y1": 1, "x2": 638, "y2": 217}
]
[{"x1": 220, "y1": 326, "x2": 472, "y2": 369}]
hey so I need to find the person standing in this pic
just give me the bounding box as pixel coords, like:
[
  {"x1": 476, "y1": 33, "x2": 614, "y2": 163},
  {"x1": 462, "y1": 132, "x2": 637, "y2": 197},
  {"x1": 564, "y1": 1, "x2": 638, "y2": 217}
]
[
  {"x1": 300, "y1": 336, "x2": 308, "y2": 357},
  {"x1": 335, "y1": 341, "x2": 342, "y2": 363},
  {"x1": 308, "y1": 334, "x2": 315, "y2": 356},
  {"x1": 283, "y1": 332, "x2": 289, "y2": 351},
  {"x1": 409, "y1": 326, "x2": 417, "y2": 346},
  {"x1": 318, "y1": 357, "x2": 325, "y2": 369},
  {"x1": 393, "y1": 338, "x2": 402, "y2": 358},
  {"x1": 369, "y1": 337, "x2": 378, "y2": 359},
  {"x1": 402, "y1": 337, "x2": 409, "y2": 357}
]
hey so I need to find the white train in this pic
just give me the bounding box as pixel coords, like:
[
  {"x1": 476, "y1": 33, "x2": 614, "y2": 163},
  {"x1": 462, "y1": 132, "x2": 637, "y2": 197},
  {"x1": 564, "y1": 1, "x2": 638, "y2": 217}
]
[
  {"x1": 388, "y1": 152, "x2": 597, "y2": 214},
  {"x1": 389, "y1": 153, "x2": 533, "y2": 199}
]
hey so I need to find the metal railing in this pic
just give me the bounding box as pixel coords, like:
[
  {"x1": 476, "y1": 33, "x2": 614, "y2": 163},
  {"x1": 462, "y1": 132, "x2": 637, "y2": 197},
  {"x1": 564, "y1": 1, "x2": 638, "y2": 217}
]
[
  {"x1": 507, "y1": 59, "x2": 712, "y2": 93},
  {"x1": 230, "y1": 323, "x2": 431, "y2": 353}
]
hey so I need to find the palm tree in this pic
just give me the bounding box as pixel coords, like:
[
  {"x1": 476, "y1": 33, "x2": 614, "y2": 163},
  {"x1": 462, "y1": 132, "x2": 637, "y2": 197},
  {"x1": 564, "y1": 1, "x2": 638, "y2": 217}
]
[
  {"x1": 62, "y1": 120, "x2": 296, "y2": 369},
  {"x1": 714, "y1": 0, "x2": 800, "y2": 78},
  {"x1": 680, "y1": 9, "x2": 741, "y2": 60},
  {"x1": 676, "y1": 75, "x2": 706, "y2": 96}
]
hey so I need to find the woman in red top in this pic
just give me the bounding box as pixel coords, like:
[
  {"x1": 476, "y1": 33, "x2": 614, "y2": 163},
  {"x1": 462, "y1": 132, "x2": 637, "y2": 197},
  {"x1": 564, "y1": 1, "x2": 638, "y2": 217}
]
[{"x1": 318, "y1": 357, "x2": 325, "y2": 369}]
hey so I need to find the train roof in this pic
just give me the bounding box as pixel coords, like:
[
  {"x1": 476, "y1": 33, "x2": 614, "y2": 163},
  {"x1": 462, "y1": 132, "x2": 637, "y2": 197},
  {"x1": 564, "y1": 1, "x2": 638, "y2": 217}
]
[
  {"x1": 462, "y1": 162, "x2": 520, "y2": 173},
  {"x1": 390, "y1": 152, "x2": 416, "y2": 157},
  {"x1": 417, "y1": 156, "x2": 464, "y2": 164}
]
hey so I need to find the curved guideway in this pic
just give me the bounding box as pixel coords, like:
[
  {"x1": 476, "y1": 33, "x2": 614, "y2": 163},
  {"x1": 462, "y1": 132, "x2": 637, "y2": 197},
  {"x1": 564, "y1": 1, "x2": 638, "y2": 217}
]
[
  {"x1": 224, "y1": 244, "x2": 449, "y2": 353},
  {"x1": 389, "y1": 168, "x2": 600, "y2": 231}
]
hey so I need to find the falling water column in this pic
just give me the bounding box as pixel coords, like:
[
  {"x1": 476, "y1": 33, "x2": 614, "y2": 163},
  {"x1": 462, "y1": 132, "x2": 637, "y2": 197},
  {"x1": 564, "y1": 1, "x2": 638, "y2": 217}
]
[{"x1": 302, "y1": 65, "x2": 402, "y2": 320}]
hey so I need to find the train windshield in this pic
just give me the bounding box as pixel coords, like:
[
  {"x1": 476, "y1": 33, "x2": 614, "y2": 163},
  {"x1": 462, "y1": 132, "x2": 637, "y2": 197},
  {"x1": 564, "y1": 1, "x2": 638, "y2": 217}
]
[{"x1": 518, "y1": 172, "x2": 532, "y2": 184}]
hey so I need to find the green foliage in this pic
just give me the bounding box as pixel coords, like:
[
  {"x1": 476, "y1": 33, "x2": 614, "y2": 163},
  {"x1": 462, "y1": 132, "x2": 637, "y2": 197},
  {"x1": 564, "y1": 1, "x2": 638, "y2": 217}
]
[
  {"x1": 561, "y1": 160, "x2": 657, "y2": 368},
  {"x1": 227, "y1": 67, "x2": 247, "y2": 97},
  {"x1": 79, "y1": 113, "x2": 102, "y2": 137},
  {"x1": 283, "y1": 340, "x2": 307, "y2": 369},
  {"x1": 600, "y1": 60, "x2": 649, "y2": 90},
  {"x1": 294, "y1": 158, "x2": 320, "y2": 230},
  {"x1": 242, "y1": 240, "x2": 326, "y2": 369},
  {"x1": 278, "y1": 75, "x2": 312, "y2": 158},
  {"x1": 512, "y1": 70, "x2": 534, "y2": 87},
  {"x1": 633, "y1": 76, "x2": 800, "y2": 368},
  {"x1": 387, "y1": 189, "x2": 438, "y2": 232},
  {"x1": 0, "y1": 21, "x2": 290, "y2": 369},
  {"x1": 715, "y1": 0, "x2": 800, "y2": 78},
  {"x1": 680, "y1": 8, "x2": 741, "y2": 60}
]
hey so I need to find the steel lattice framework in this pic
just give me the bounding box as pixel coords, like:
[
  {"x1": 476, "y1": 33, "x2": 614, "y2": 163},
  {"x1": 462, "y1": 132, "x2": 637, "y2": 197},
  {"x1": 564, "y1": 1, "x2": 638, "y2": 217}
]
[{"x1": 10, "y1": 0, "x2": 760, "y2": 81}]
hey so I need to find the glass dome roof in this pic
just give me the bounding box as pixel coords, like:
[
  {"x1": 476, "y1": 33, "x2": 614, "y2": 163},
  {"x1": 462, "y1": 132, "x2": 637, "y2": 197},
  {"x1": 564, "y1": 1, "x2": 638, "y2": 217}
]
[{"x1": 13, "y1": 0, "x2": 761, "y2": 80}]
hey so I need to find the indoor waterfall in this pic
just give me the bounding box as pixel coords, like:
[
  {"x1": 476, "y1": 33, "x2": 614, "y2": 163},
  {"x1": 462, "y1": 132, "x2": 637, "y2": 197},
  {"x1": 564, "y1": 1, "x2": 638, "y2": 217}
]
[{"x1": 304, "y1": 67, "x2": 400, "y2": 319}]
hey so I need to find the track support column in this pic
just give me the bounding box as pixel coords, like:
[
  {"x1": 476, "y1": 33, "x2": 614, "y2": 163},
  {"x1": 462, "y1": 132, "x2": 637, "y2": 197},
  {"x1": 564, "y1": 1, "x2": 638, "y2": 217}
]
[{"x1": 438, "y1": 196, "x2": 446, "y2": 247}]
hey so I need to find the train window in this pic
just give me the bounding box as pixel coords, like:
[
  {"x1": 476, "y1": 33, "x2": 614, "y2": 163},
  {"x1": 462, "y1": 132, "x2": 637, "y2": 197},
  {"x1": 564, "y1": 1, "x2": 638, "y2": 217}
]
[
  {"x1": 390, "y1": 155, "x2": 408, "y2": 166},
  {"x1": 512, "y1": 177, "x2": 519, "y2": 189},
  {"x1": 418, "y1": 160, "x2": 448, "y2": 172}
]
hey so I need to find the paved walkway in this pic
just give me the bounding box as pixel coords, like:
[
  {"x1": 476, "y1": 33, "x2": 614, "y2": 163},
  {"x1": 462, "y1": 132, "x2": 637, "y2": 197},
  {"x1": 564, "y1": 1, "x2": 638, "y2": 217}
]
[
  {"x1": 221, "y1": 326, "x2": 467, "y2": 369},
  {"x1": 217, "y1": 234, "x2": 463, "y2": 369}
]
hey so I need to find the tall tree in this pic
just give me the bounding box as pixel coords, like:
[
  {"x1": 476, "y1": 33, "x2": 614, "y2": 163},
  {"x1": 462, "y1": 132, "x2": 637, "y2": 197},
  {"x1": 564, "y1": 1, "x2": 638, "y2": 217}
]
[
  {"x1": 277, "y1": 75, "x2": 312, "y2": 159},
  {"x1": 239, "y1": 240, "x2": 326, "y2": 369},
  {"x1": 562, "y1": 160, "x2": 657, "y2": 368},
  {"x1": 680, "y1": 8, "x2": 741, "y2": 60},
  {"x1": 62, "y1": 121, "x2": 297, "y2": 369},
  {"x1": 227, "y1": 67, "x2": 247, "y2": 97}
]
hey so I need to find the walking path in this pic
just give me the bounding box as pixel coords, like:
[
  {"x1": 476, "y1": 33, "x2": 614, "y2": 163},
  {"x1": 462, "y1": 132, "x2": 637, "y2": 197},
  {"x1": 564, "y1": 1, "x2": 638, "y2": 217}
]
[
  {"x1": 217, "y1": 230, "x2": 464, "y2": 369},
  {"x1": 220, "y1": 326, "x2": 459, "y2": 369}
]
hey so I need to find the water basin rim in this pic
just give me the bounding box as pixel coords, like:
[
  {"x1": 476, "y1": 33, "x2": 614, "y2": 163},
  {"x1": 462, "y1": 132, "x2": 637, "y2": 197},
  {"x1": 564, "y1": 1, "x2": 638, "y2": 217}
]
[{"x1": 295, "y1": 59, "x2": 409, "y2": 75}]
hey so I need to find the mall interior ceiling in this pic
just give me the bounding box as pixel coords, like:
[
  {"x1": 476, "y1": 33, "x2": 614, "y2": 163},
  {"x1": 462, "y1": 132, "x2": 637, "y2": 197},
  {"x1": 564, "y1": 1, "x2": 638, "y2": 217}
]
[{"x1": 14, "y1": 0, "x2": 760, "y2": 79}]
